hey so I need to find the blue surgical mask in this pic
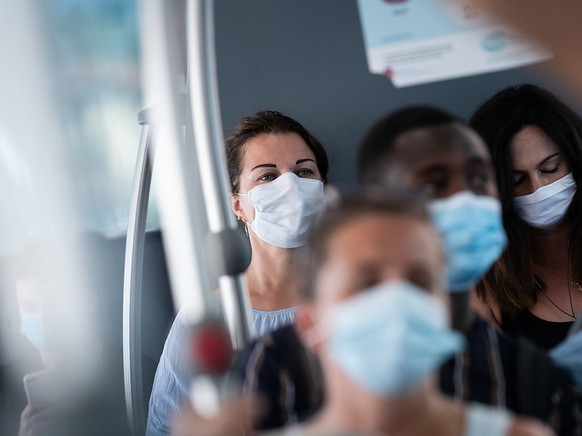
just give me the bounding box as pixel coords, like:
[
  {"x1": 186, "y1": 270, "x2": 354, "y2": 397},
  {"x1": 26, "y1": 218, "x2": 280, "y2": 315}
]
[
  {"x1": 326, "y1": 280, "x2": 465, "y2": 396},
  {"x1": 428, "y1": 191, "x2": 507, "y2": 292},
  {"x1": 20, "y1": 312, "x2": 47, "y2": 352},
  {"x1": 550, "y1": 330, "x2": 582, "y2": 392}
]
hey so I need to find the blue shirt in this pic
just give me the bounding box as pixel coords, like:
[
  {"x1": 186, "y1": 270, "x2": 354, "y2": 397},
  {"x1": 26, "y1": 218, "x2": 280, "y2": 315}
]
[{"x1": 145, "y1": 306, "x2": 297, "y2": 436}]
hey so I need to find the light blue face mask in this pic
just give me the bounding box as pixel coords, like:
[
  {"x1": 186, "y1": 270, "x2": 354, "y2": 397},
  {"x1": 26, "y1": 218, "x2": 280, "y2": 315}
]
[
  {"x1": 326, "y1": 280, "x2": 465, "y2": 396},
  {"x1": 428, "y1": 191, "x2": 507, "y2": 292},
  {"x1": 551, "y1": 331, "x2": 582, "y2": 392},
  {"x1": 20, "y1": 312, "x2": 47, "y2": 352}
]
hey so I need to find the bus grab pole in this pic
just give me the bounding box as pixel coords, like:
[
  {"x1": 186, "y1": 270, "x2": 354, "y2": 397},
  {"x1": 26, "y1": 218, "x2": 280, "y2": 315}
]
[
  {"x1": 141, "y1": 0, "x2": 254, "y2": 422},
  {"x1": 186, "y1": 0, "x2": 255, "y2": 350}
]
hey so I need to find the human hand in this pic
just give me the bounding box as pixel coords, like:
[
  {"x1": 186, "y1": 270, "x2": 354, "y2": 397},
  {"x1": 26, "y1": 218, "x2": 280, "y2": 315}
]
[{"x1": 18, "y1": 403, "x2": 59, "y2": 436}]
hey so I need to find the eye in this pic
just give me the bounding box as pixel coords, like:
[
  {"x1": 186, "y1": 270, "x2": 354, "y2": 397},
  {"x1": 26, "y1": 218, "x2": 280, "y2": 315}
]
[
  {"x1": 257, "y1": 173, "x2": 277, "y2": 182},
  {"x1": 469, "y1": 172, "x2": 489, "y2": 191},
  {"x1": 350, "y1": 267, "x2": 381, "y2": 293},
  {"x1": 296, "y1": 168, "x2": 315, "y2": 178},
  {"x1": 540, "y1": 164, "x2": 559, "y2": 174},
  {"x1": 540, "y1": 155, "x2": 561, "y2": 174},
  {"x1": 513, "y1": 173, "x2": 526, "y2": 187},
  {"x1": 422, "y1": 178, "x2": 447, "y2": 198},
  {"x1": 408, "y1": 267, "x2": 432, "y2": 292}
]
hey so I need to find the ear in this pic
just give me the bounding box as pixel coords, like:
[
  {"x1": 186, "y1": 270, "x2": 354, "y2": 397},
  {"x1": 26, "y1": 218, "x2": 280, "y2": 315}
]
[
  {"x1": 295, "y1": 304, "x2": 322, "y2": 350},
  {"x1": 230, "y1": 193, "x2": 245, "y2": 221}
]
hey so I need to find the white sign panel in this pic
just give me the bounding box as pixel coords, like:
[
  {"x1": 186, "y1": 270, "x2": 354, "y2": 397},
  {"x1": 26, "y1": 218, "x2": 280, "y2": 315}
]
[{"x1": 357, "y1": 0, "x2": 551, "y2": 87}]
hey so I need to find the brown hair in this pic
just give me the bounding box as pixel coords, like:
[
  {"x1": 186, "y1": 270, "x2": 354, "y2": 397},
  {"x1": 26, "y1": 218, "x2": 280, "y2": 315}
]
[{"x1": 225, "y1": 111, "x2": 329, "y2": 192}]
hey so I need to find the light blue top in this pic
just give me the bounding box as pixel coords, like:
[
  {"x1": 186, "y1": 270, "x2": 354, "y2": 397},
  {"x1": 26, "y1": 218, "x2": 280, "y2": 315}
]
[{"x1": 145, "y1": 306, "x2": 297, "y2": 436}]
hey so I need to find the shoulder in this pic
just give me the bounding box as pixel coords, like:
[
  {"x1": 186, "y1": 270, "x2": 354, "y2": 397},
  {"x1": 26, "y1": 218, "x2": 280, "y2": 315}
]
[
  {"x1": 508, "y1": 417, "x2": 553, "y2": 436},
  {"x1": 232, "y1": 325, "x2": 302, "y2": 376},
  {"x1": 252, "y1": 307, "x2": 298, "y2": 337},
  {"x1": 471, "y1": 287, "x2": 502, "y2": 328},
  {"x1": 465, "y1": 403, "x2": 552, "y2": 436}
]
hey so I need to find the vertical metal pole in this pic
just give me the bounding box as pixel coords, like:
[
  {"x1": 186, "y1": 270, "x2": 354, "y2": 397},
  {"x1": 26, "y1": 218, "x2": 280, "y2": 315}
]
[
  {"x1": 142, "y1": 0, "x2": 212, "y2": 326},
  {"x1": 186, "y1": 0, "x2": 254, "y2": 350},
  {"x1": 123, "y1": 122, "x2": 156, "y2": 436}
]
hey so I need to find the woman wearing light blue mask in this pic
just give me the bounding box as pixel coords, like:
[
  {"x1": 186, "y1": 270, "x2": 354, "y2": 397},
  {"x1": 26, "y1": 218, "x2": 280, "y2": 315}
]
[
  {"x1": 270, "y1": 196, "x2": 550, "y2": 436},
  {"x1": 471, "y1": 84, "x2": 582, "y2": 351},
  {"x1": 147, "y1": 111, "x2": 329, "y2": 436}
]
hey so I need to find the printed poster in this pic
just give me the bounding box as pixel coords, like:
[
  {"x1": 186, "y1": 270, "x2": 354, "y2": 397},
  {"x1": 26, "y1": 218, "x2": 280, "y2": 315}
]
[{"x1": 357, "y1": 0, "x2": 551, "y2": 87}]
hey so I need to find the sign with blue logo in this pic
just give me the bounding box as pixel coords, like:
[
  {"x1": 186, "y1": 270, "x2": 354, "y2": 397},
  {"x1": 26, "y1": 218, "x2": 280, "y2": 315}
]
[{"x1": 357, "y1": 0, "x2": 550, "y2": 87}]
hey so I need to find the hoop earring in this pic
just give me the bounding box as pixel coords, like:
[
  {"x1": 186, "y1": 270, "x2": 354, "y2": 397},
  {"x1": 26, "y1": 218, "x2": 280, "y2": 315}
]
[{"x1": 237, "y1": 215, "x2": 249, "y2": 237}]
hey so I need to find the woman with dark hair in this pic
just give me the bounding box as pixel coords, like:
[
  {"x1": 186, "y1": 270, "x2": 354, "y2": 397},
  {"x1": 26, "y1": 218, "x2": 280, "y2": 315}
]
[
  {"x1": 146, "y1": 111, "x2": 329, "y2": 436},
  {"x1": 469, "y1": 84, "x2": 582, "y2": 351},
  {"x1": 225, "y1": 111, "x2": 328, "y2": 330}
]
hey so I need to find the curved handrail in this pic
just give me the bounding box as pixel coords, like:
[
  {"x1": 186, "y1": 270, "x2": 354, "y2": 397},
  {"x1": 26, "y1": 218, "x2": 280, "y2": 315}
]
[{"x1": 122, "y1": 112, "x2": 157, "y2": 436}]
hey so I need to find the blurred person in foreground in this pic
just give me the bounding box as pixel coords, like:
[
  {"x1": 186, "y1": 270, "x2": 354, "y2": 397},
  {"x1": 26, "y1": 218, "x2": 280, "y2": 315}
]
[{"x1": 173, "y1": 195, "x2": 553, "y2": 436}]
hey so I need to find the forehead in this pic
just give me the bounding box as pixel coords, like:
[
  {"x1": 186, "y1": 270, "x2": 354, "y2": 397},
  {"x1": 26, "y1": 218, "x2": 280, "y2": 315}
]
[
  {"x1": 509, "y1": 125, "x2": 561, "y2": 168},
  {"x1": 388, "y1": 122, "x2": 490, "y2": 172},
  {"x1": 324, "y1": 214, "x2": 442, "y2": 272},
  {"x1": 241, "y1": 132, "x2": 315, "y2": 169}
]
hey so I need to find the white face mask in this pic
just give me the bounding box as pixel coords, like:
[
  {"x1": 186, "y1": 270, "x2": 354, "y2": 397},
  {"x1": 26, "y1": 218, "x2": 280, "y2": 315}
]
[
  {"x1": 241, "y1": 172, "x2": 325, "y2": 248},
  {"x1": 513, "y1": 173, "x2": 577, "y2": 229}
]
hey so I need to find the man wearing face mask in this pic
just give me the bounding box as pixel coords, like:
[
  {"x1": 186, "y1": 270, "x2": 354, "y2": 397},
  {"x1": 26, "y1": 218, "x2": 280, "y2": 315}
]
[{"x1": 358, "y1": 106, "x2": 582, "y2": 434}]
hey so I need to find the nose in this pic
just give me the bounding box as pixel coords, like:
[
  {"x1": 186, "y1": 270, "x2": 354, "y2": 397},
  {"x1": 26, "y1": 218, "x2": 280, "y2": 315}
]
[
  {"x1": 528, "y1": 173, "x2": 544, "y2": 195},
  {"x1": 444, "y1": 177, "x2": 469, "y2": 198},
  {"x1": 383, "y1": 269, "x2": 405, "y2": 284}
]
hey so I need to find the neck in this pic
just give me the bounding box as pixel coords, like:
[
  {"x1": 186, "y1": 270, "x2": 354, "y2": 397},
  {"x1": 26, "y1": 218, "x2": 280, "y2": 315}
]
[
  {"x1": 530, "y1": 221, "x2": 570, "y2": 270},
  {"x1": 246, "y1": 232, "x2": 300, "y2": 311},
  {"x1": 312, "y1": 357, "x2": 455, "y2": 435}
]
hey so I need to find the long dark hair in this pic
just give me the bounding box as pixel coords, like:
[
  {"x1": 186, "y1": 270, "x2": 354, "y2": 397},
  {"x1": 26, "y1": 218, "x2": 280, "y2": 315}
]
[{"x1": 469, "y1": 84, "x2": 582, "y2": 315}]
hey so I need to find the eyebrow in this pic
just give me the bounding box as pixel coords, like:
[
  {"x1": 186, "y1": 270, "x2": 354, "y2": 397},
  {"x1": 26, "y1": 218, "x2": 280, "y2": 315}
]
[
  {"x1": 250, "y1": 163, "x2": 276, "y2": 172},
  {"x1": 466, "y1": 156, "x2": 490, "y2": 166},
  {"x1": 416, "y1": 163, "x2": 447, "y2": 176},
  {"x1": 249, "y1": 158, "x2": 316, "y2": 173},
  {"x1": 513, "y1": 153, "x2": 560, "y2": 173},
  {"x1": 538, "y1": 152, "x2": 560, "y2": 167},
  {"x1": 296, "y1": 158, "x2": 317, "y2": 165}
]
